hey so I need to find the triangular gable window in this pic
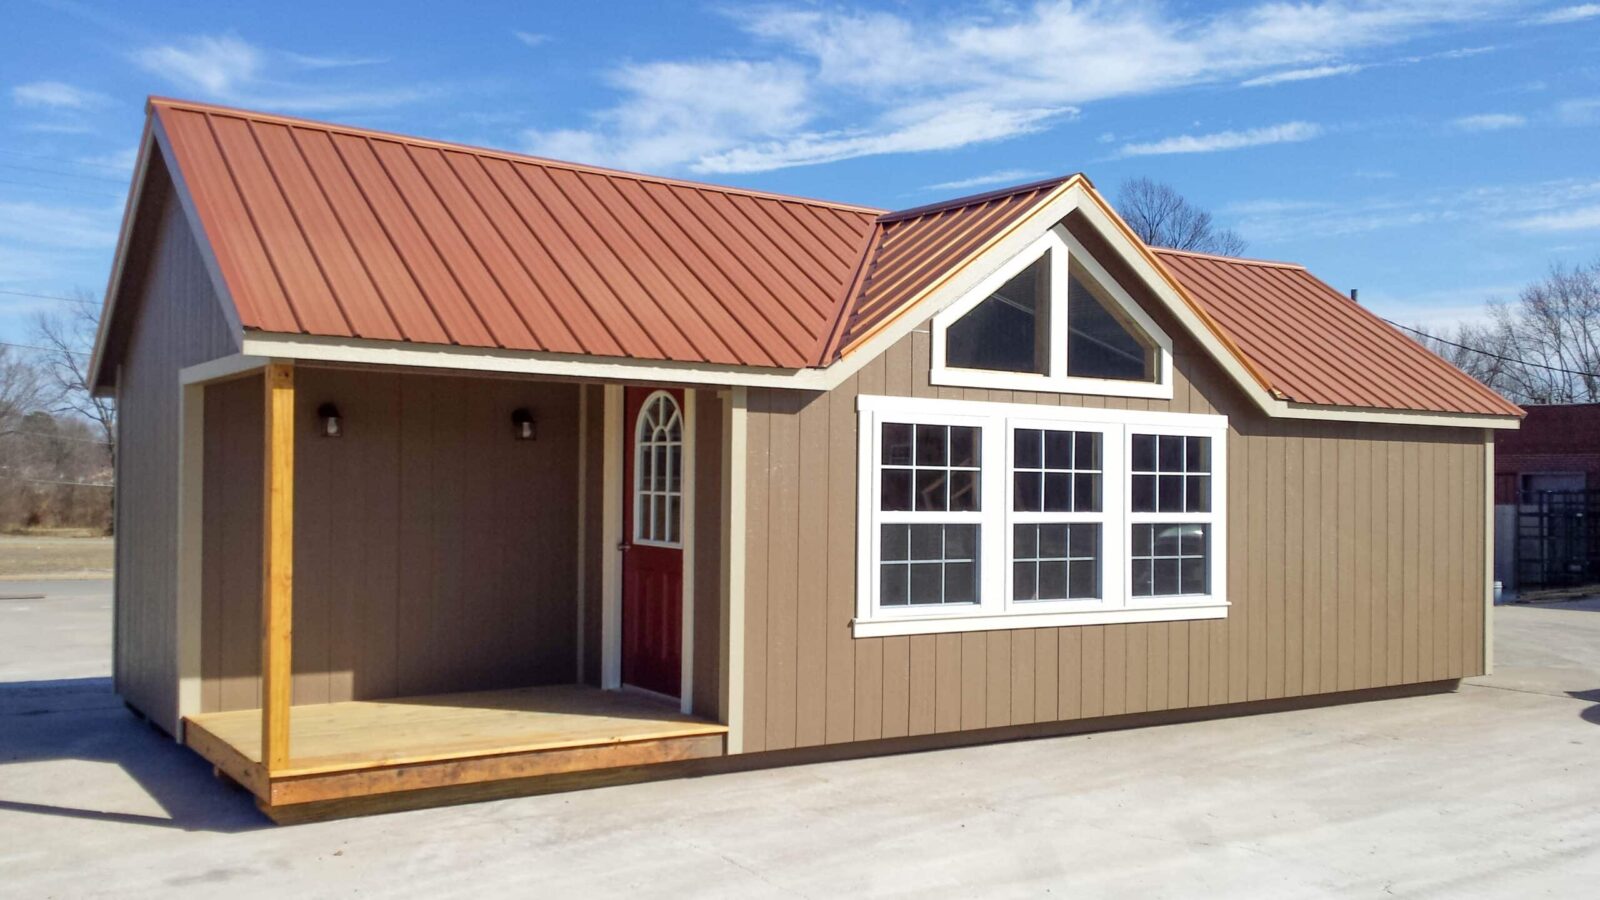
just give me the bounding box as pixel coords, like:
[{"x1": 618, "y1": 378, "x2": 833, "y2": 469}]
[
  {"x1": 945, "y1": 256, "x2": 1049, "y2": 375},
  {"x1": 930, "y1": 225, "x2": 1173, "y2": 399}
]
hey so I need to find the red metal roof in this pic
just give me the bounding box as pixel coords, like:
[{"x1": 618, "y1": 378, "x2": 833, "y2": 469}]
[
  {"x1": 153, "y1": 98, "x2": 880, "y2": 369},
  {"x1": 1154, "y1": 248, "x2": 1523, "y2": 417},
  {"x1": 139, "y1": 98, "x2": 1517, "y2": 418},
  {"x1": 818, "y1": 177, "x2": 1071, "y2": 361}
]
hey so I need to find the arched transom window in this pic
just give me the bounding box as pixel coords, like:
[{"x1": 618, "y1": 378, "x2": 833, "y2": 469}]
[{"x1": 634, "y1": 391, "x2": 684, "y2": 546}]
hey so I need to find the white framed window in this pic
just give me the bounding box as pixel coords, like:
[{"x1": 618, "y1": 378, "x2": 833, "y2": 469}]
[
  {"x1": 929, "y1": 224, "x2": 1174, "y2": 400},
  {"x1": 855, "y1": 394, "x2": 1227, "y2": 638},
  {"x1": 633, "y1": 390, "x2": 684, "y2": 547}
]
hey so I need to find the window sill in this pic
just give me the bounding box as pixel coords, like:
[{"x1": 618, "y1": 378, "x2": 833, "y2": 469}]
[{"x1": 851, "y1": 600, "x2": 1228, "y2": 638}]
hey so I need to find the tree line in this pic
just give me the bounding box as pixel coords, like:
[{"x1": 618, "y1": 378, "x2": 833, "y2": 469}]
[{"x1": 0, "y1": 298, "x2": 115, "y2": 534}]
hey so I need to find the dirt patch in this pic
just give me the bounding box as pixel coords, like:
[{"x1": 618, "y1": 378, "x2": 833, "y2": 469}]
[{"x1": 0, "y1": 535, "x2": 114, "y2": 580}]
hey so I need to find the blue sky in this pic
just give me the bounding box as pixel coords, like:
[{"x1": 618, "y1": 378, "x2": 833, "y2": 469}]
[{"x1": 2, "y1": 0, "x2": 1598, "y2": 349}]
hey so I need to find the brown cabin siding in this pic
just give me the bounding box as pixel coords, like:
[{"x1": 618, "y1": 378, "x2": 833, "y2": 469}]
[
  {"x1": 199, "y1": 369, "x2": 582, "y2": 711},
  {"x1": 112, "y1": 161, "x2": 240, "y2": 730},
  {"x1": 737, "y1": 216, "x2": 1488, "y2": 753}
]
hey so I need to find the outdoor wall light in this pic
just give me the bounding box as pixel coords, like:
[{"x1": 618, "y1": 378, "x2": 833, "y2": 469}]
[
  {"x1": 511, "y1": 407, "x2": 537, "y2": 441},
  {"x1": 317, "y1": 403, "x2": 343, "y2": 438}
]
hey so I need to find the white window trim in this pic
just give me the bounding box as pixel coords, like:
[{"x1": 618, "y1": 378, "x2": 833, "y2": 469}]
[
  {"x1": 632, "y1": 389, "x2": 685, "y2": 549},
  {"x1": 929, "y1": 224, "x2": 1175, "y2": 400},
  {"x1": 854, "y1": 394, "x2": 1228, "y2": 638}
]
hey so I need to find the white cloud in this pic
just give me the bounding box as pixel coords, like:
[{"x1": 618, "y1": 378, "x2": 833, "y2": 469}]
[
  {"x1": 1556, "y1": 97, "x2": 1600, "y2": 125},
  {"x1": 1242, "y1": 64, "x2": 1364, "y2": 87},
  {"x1": 924, "y1": 169, "x2": 1048, "y2": 192},
  {"x1": 1229, "y1": 177, "x2": 1600, "y2": 242},
  {"x1": 527, "y1": 0, "x2": 1516, "y2": 174},
  {"x1": 514, "y1": 31, "x2": 550, "y2": 48},
  {"x1": 1120, "y1": 121, "x2": 1323, "y2": 156},
  {"x1": 1453, "y1": 113, "x2": 1527, "y2": 131},
  {"x1": 129, "y1": 33, "x2": 430, "y2": 113},
  {"x1": 77, "y1": 147, "x2": 140, "y2": 175},
  {"x1": 525, "y1": 60, "x2": 812, "y2": 172},
  {"x1": 11, "y1": 81, "x2": 107, "y2": 109},
  {"x1": 1511, "y1": 204, "x2": 1600, "y2": 232},
  {"x1": 1528, "y1": 4, "x2": 1600, "y2": 25},
  {"x1": 0, "y1": 201, "x2": 121, "y2": 251},
  {"x1": 132, "y1": 35, "x2": 263, "y2": 95}
]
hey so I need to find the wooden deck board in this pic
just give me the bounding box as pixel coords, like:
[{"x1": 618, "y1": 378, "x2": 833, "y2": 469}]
[{"x1": 186, "y1": 684, "x2": 728, "y2": 779}]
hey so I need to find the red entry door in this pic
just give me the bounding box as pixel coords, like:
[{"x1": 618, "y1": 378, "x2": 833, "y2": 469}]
[{"x1": 621, "y1": 387, "x2": 684, "y2": 698}]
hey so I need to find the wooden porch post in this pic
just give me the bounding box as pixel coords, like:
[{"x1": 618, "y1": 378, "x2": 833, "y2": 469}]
[{"x1": 261, "y1": 362, "x2": 295, "y2": 771}]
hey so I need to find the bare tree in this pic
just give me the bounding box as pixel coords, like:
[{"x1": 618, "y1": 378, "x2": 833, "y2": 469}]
[
  {"x1": 31, "y1": 293, "x2": 115, "y2": 453},
  {"x1": 1409, "y1": 260, "x2": 1600, "y2": 405},
  {"x1": 0, "y1": 345, "x2": 45, "y2": 439},
  {"x1": 1114, "y1": 177, "x2": 1248, "y2": 256}
]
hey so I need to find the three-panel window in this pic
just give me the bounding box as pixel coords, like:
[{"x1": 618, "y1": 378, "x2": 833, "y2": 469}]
[{"x1": 856, "y1": 395, "x2": 1228, "y2": 638}]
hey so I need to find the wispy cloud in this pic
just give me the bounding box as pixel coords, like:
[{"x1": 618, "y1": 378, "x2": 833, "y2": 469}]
[
  {"x1": 513, "y1": 31, "x2": 550, "y2": 48},
  {"x1": 924, "y1": 169, "x2": 1048, "y2": 192},
  {"x1": 1528, "y1": 4, "x2": 1600, "y2": 25},
  {"x1": 11, "y1": 81, "x2": 108, "y2": 109},
  {"x1": 1242, "y1": 64, "x2": 1364, "y2": 87},
  {"x1": 1120, "y1": 121, "x2": 1323, "y2": 157},
  {"x1": 526, "y1": 0, "x2": 1513, "y2": 173},
  {"x1": 1453, "y1": 112, "x2": 1527, "y2": 131},
  {"x1": 1229, "y1": 177, "x2": 1600, "y2": 242},
  {"x1": 1512, "y1": 204, "x2": 1600, "y2": 232},
  {"x1": 77, "y1": 147, "x2": 140, "y2": 175},
  {"x1": 129, "y1": 33, "x2": 432, "y2": 114},
  {"x1": 0, "y1": 201, "x2": 121, "y2": 251},
  {"x1": 1556, "y1": 97, "x2": 1600, "y2": 125}
]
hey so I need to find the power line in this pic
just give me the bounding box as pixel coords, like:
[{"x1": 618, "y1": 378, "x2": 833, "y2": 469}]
[
  {"x1": 1384, "y1": 319, "x2": 1600, "y2": 380},
  {"x1": 0, "y1": 147, "x2": 132, "y2": 175},
  {"x1": 0, "y1": 161, "x2": 128, "y2": 186},
  {"x1": 0, "y1": 340, "x2": 89, "y2": 356},
  {"x1": 0, "y1": 289, "x2": 97, "y2": 306},
  {"x1": 0, "y1": 177, "x2": 124, "y2": 199}
]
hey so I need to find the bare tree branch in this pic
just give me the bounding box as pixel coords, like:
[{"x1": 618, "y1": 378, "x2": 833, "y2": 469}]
[
  {"x1": 1114, "y1": 177, "x2": 1248, "y2": 256},
  {"x1": 30, "y1": 293, "x2": 115, "y2": 454}
]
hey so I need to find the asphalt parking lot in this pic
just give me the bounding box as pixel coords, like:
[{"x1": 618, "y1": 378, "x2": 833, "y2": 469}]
[{"x1": 2, "y1": 581, "x2": 1597, "y2": 898}]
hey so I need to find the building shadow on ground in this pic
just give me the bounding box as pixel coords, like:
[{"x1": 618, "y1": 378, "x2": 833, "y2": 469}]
[{"x1": 0, "y1": 677, "x2": 268, "y2": 833}]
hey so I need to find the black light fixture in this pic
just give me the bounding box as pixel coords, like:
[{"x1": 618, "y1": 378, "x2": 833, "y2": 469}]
[
  {"x1": 511, "y1": 407, "x2": 537, "y2": 441},
  {"x1": 317, "y1": 403, "x2": 343, "y2": 438}
]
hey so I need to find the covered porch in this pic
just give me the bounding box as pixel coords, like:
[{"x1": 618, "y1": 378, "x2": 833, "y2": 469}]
[{"x1": 175, "y1": 360, "x2": 732, "y2": 821}]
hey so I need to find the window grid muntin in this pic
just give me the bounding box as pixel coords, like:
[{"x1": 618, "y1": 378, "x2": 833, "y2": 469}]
[
  {"x1": 1012, "y1": 522, "x2": 1101, "y2": 601},
  {"x1": 1130, "y1": 433, "x2": 1211, "y2": 514},
  {"x1": 880, "y1": 523, "x2": 981, "y2": 607},
  {"x1": 1131, "y1": 523, "x2": 1210, "y2": 597},
  {"x1": 633, "y1": 392, "x2": 684, "y2": 546},
  {"x1": 861, "y1": 400, "x2": 1226, "y2": 629},
  {"x1": 880, "y1": 422, "x2": 982, "y2": 513}
]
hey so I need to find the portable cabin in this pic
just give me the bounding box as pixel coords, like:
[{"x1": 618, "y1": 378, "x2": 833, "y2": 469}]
[{"x1": 91, "y1": 98, "x2": 1523, "y2": 822}]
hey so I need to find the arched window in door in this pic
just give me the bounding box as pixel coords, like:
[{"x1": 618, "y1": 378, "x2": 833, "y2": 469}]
[{"x1": 633, "y1": 391, "x2": 684, "y2": 546}]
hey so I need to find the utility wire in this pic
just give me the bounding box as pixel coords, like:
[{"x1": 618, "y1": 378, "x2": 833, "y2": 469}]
[
  {"x1": 0, "y1": 339, "x2": 89, "y2": 356},
  {"x1": 0, "y1": 161, "x2": 128, "y2": 186},
  {"x1": 1383, "y1": 319, "x2": 1600, "y2": 380},
  {"x1": 0, "y1": 147, "x2": 132, "y2": 175},
  {"x1": 0, "y1": 289, "x2": 97, "y2": 306}
]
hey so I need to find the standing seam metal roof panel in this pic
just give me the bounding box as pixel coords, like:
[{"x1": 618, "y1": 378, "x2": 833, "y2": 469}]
[
  {"x1": 152, "y1": 99, "x2": 881, "y2": 368},
  {"x1": 142, "y1": 98, "x2": 1516, "y2": 418}
]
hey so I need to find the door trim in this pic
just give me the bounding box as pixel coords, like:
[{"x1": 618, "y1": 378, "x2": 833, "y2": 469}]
[{"x1": 602, "y1": 384, "x2": 695, "y2": 712}]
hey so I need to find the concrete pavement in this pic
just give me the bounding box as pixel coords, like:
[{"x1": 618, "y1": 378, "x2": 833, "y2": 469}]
[{"x1": 2, "y1": 581, "x2": 1597, "y2": 897}]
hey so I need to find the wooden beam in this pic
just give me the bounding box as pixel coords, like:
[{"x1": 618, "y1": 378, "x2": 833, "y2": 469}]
[{"x1": 261, "y1": 362, "x2": 295, "y2": 771}]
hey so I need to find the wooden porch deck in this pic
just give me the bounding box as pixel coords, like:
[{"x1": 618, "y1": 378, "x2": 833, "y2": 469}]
[{"x1": 184, "y1": 684, "x2": 728, "y2": 821}]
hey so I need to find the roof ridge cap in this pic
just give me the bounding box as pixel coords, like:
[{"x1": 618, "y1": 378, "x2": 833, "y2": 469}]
[
  {"x1": 878, "y1": 174, "x2": 1079, "y2": 224},
  {"x1": 1152, "y1": 246, "x2": 1307, "y2": 270},
  {"x1": 147, "y1": 96, "x2": 888, "y2": 216}
]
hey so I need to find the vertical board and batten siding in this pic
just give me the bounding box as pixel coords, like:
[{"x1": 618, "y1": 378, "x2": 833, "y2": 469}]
[
  {"x1": 199, "y1": 370, "x2": 582, "y2": 711},
  {"x1": 738, "y1": 211, "x2": 1488, "y2": 753},
  {"x1": 113, "y1": 159, "x2": 241, "y2": 730}
]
